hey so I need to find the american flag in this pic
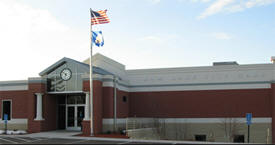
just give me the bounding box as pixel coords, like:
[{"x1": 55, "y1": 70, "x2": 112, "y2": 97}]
[{"x1": 90, "y1": 9, "x2": 110, "y2": 25}]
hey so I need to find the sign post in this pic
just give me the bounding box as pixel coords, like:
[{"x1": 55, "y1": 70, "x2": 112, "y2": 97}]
[
  {"x1": 246, "y1": 113, "x2": 252, "y2": 143},
  {"x1": 4, "y1": 114, "x2": 8, "y2": 134}
]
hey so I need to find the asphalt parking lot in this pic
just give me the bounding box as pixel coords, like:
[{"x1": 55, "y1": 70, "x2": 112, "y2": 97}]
[{"x1": 0, "y1": 136, "x2": 173, "y2": 144}]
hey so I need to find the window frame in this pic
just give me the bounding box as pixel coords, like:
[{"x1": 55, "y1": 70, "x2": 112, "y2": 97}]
[{"x1": 2, "y1": 99, "x2": 12, "y2": 121}]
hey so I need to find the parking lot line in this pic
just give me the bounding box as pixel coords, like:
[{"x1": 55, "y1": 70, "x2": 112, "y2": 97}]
[
  {"x1": 13, "y1": 137, "x2": 31, "y2": 142},
  {"x1": 17, "y1": 137, "x2": 42, "y2": 142},
  {"x1": 25, "y1": 138, "x2": 52, "y2": 143},
  {"x1": 0, "y1": 137, "x2": 19, "y2": 144}
]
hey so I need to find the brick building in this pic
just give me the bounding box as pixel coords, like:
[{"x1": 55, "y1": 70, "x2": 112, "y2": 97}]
[{"x1": 0, "y1": 53, "x2": 275, "y2": 143}]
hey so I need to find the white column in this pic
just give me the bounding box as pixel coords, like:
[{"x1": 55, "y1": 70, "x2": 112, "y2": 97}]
[
  {"x1": 34, "y1": 93, "x2": 44, "y2": 120},
  {"x1": 84, "y1": 92, "x2": 90, "y2": 120}
]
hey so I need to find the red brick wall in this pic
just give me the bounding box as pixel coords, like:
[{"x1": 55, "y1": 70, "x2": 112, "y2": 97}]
[
  {"x1": 83, "y1": 80, "x2": 103, "y2": 135},
  {"x1": 129, "y1": 88, "x2": 271, "y2": 118},
  {"x1": 27, "y1": 83, "x2": 46, "y2": 133},
  {"x1": 102, "y1": 87, "x2": 113, "y2": 118},
  {"x1": 117, "y1": 90, "x2": 129, "y2": 118},
  {"x1": 42, "y1": 94, "x2": 57, "y2": 131},
  {"x1": 81, "y1": 120, "x2": 91, "y2": 135},
  {"x1": 93, "y1": 81, "x2": 103, "y2": 134},
  {"x1": 271, "y1": 83, "x2": 275, "y2": 143},
  {"x1": 27, "y1": 83, "x2": 57, "y2": 133},
  {"x1": 0, "y1": 90, "x2": 29, "y2": 118},
  {"x1": 102, "y1": 87, "x2": 129, "y2": 118}
]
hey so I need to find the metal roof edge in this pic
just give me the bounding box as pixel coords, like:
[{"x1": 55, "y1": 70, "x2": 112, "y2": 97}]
[
  {"x1": 38, "y1": 57, "x2": 114, "y2": 77},
  {"x1": 39, "y1": 57, "x2": 68, "y2": 76}
]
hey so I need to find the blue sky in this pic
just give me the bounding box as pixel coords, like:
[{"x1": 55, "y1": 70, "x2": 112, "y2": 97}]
[{"x1": 0, "y1": 0, "x2": 274, "y2": 80}]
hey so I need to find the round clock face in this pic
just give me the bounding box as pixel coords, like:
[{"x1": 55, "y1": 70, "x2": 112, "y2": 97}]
[{"x1": 60, "y1": 68, "x2": 72, "y2": 81}]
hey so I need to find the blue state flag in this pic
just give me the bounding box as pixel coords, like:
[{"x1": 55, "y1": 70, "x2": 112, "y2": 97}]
[{"x1": 92, "y1": 31, "x2": 104, "y2": 47}]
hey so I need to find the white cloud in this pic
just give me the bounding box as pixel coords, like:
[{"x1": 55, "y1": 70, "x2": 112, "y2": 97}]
[
  {"x1": 197, "y1": 0, "x2": 235, "y2": 19},
  {"x1": 211, "y1": 32, "x2": 232, "y2": 40},
  {"x1": 0, "y1": 0, "x2": 89, "y2": 80},
  {"x1": 227, "y1": 0, "x2": 275, "y2": 12},
  {"x1": 198, "y1": 0, "x2": 275, "y2": 19},
  {"x1": 245, "y1": 0, "x2": 275, "y2": 8},
  {"x1": 226, "y1": 4, "x2": 244, "y2": 12},
  {"x1": 177, "y1": 0, "x2": 212, "y2": 3},
  {"x1": 147, "y1": 0, "x2": 161, "y2": 4}
]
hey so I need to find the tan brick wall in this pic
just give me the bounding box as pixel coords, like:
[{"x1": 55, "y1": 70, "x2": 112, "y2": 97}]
[
  {"x1": 162, "y1": 123, "x2": 271, "y2": 143},
  {"x1": 103, "y1": 121, "x2": 271, "y2": 143},
  {"x1": 102, "y1": 123, "x2": 125, "y2": 133},
  {"x1": 0, "y1": 123, "x2": 27, "y2": 130}
]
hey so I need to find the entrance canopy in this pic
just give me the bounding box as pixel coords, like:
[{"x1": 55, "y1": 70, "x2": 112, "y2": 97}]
[{"x1": 48, "y1": 91, "x2": 85, "y2": 95}]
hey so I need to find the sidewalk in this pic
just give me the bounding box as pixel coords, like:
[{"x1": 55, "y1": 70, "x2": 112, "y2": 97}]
[
  {"x1": 3, "y1": 130, "x2": 230, "y2": 144},
  {"x1": 22, "y1": 130, "x2": 81, "y2": 138}
]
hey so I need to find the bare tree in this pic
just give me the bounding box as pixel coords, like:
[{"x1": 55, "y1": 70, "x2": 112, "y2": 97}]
[
  {"x1": 174, "y1": 123, "x2": 183, "y2": 140},
  {"x1": 181, "y1": 122, "x2": 190, "y2": 140},
  {"x1": 172, "y1": 122, "x2": 190, "y2": 140},
  {"x1": 153, "y1": 118, "x2": 166, "y2": 139},
  {"x1": 219, "y1": 118, "x2": 241, "y2": 142}
]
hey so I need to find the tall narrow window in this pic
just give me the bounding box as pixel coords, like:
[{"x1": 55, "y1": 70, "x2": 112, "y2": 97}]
[
  {"x1": 123, "y1": 96, "x2": 127, "y2": 103},
  {"x1": 2, "y1": 100, "x2": 11, "y2": 120}
]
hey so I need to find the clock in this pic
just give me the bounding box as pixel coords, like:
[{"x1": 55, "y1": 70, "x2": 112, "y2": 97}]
[{"x1": 60, "y1": 68, "x2": 72, "y2": 81}]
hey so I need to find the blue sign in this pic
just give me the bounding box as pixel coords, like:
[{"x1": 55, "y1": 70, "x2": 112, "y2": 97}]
[
  {"x1": 246, "y1": 113, "x2": 252, "y2": 125},
  {"x1": 4, "y1": 114, "x2": 8, "y2": 123}
]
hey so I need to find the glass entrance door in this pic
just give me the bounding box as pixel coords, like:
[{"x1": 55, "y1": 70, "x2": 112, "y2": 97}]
[
  {"x1": 77, "y1": 106, "x2": 84, "y2": 128},
  {"x1": 67, "y1": 106, "x2": 75, "y2": 129},
  {"x1": 66, "y1": 105, "x2": 85, "y2": 131}
]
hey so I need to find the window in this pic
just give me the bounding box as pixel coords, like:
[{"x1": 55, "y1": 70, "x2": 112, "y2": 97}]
[
  {"x1": 195, "y1": 135, "x2": 206, "y2": 141},
  {"x1": 123, "y1": 96, "x2": 127, "y2": 102},
  {"x1": 2, "y1": 100, "x2": 11, "y2": 120},
  {"x1": 67, "y1": 96, "x2": 85, "y2": 104},
  {"x1": 233, "y1": 135, "x2": 244, "y2": 143}
]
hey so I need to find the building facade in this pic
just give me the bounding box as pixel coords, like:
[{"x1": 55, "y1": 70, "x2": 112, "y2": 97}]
[{"x1": 0, "y1": 53, "x2": 275, "y2": 143}]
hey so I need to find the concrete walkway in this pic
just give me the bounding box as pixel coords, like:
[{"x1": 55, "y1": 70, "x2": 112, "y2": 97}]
[
  {"x1": 1, "y1": 130, "x2": 231, "y2": 144},
  {"x1": 21, "y1": 130, "x2": 81, "y2": 138}
]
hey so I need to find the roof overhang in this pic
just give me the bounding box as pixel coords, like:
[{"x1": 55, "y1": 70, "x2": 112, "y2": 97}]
[{"x1": 47, "y1": 91, "x2": 85, "y2": 95}]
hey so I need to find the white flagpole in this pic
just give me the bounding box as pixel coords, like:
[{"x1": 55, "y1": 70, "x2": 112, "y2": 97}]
[{"x1": 89, "y1": 8, "x2": 94, "y2": 136}]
